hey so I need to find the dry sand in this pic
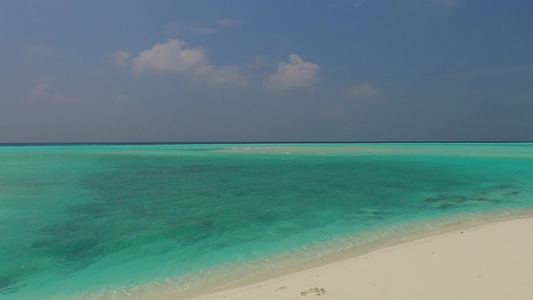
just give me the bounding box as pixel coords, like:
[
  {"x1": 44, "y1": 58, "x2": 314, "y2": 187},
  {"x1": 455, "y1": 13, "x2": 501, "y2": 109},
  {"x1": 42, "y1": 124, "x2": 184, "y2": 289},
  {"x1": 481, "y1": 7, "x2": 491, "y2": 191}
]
[{"x1": 186, "y1": 217, "x2": 533, "y2": 300}]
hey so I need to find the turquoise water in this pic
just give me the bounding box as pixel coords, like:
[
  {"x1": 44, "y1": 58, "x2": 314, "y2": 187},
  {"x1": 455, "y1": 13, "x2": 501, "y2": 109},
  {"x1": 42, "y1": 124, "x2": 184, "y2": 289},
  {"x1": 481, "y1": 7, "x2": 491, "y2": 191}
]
[{"x1": 1, "y1": 143, "x2": 532, "y2": 299}]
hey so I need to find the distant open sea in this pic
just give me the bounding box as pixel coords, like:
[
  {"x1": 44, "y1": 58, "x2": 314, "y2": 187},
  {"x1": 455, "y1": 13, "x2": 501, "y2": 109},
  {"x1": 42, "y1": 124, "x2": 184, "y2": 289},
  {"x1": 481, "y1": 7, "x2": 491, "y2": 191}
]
[{"x1": 1, "y1": 143, "x2": 532, "y2": 299}]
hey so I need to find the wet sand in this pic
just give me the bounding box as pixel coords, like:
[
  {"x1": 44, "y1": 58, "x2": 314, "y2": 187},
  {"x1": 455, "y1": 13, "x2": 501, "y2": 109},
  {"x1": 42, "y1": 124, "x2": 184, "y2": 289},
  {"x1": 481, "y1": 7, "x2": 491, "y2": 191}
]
[{"x1": 185, "y1": 216, "x2": 533, "y2": 300}]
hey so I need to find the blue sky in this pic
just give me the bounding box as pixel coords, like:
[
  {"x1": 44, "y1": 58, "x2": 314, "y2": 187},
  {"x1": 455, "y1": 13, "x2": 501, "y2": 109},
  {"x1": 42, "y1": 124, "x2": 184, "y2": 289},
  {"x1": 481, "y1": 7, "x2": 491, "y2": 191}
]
[{"x1": 1, "y1": 0, "x2": 532, "y2": 142}]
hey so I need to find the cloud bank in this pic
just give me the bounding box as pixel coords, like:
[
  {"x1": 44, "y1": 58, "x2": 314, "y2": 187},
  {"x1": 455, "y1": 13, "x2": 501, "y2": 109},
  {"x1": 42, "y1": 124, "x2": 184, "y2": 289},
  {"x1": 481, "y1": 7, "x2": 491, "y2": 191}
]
[
  {"x1": 263, "y1": 55, "x2": 320, "y2": 90},
  {"x1": 132, "y1": 39, "x2": 245, "y2": 85},
  {"x1": 132, "y1": 39, "x2": 206, "y2": 73}
]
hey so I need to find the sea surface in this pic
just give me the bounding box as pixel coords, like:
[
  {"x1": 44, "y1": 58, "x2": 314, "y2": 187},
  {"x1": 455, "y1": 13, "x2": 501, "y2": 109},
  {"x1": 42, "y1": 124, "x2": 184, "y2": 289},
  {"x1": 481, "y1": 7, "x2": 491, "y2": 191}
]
[{"x1": 1, "y1": 143, "x2": 532, "y2": 299}]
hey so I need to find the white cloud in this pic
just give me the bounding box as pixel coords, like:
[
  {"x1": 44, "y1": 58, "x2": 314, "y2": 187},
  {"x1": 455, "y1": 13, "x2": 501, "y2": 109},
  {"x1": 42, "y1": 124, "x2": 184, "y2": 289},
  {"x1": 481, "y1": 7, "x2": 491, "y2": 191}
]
[
  {"x1": 132, "y1": 39, "x2": 246, "y2": 85},
  {"x1": 132, "y1": 39, "x2": 206, "y2": 73},
  {"x1": 263, "y1": 55, "x2": 320, "y2": 90},
  {"x1": 106, "y1": 50, "x2": 129, "y2": 66},
  {"x1": 346, "y1": 82, "x2": 379, "y2": 98}
]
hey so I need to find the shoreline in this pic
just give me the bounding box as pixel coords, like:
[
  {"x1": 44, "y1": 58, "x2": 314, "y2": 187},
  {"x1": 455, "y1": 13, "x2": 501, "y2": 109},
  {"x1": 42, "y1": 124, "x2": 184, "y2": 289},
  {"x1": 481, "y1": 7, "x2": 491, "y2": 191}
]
[
  {"x1": 172, "y1": 210, "x2": 533, "y2": 300},
  {"x1": 69, "y1": 209, "x2": 533, "y2": 299}
]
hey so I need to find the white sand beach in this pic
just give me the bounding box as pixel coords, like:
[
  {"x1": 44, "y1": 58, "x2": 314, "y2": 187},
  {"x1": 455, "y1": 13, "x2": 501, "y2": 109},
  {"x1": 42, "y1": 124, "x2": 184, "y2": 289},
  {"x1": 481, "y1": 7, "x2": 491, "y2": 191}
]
[{"x1": 185, "y1": 217, "x2": 533, "y2": 300}]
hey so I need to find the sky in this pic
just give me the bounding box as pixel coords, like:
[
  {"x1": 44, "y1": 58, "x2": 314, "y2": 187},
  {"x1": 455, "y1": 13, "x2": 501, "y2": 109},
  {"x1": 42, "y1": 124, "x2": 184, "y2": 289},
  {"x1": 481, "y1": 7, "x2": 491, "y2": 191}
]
[{"x1": 1, "y1": 0, "x2": 532, "y2": 143}]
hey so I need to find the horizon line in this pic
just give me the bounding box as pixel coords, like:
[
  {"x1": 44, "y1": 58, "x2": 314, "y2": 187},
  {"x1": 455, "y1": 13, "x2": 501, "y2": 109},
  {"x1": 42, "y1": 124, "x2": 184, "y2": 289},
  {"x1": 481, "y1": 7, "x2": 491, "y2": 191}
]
[{"x1": 1, "y1": 141, "x2": 532, "y2": 146}]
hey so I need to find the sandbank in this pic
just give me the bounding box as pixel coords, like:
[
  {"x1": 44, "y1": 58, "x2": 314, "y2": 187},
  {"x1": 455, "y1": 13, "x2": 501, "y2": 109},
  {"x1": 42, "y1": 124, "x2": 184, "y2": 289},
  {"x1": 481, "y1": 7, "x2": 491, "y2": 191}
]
[
  {"x1": 184, "y1": 216, "x2": 533, "y2": 300},
  {"x1": 216, "y1": 145, "x2": 375, "y2": 154}
]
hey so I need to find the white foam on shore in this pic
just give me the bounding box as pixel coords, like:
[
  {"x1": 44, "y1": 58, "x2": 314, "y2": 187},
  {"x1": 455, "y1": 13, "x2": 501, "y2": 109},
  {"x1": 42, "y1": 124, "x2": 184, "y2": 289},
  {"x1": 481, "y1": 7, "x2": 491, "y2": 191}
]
[
  {"x1": 188, "y1": 215, "x2": 533, "y2": 300},
  {"x1": 73, "y1": 208, "x2": 533, "y2": 300}
]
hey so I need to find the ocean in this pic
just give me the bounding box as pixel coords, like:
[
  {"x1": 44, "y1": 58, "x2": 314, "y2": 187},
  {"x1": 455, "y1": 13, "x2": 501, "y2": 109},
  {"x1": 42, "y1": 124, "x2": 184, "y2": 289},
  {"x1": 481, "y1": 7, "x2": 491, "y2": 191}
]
[{"x1": 1, "y1": 143, "x2": 532, "y2": 299}]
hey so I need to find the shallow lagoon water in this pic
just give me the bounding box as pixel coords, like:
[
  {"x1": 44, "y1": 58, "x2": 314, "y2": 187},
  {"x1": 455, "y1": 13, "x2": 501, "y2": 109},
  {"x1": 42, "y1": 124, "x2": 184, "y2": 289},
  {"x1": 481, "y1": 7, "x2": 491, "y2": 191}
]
[{"x1": 1, "y1": 143, "x2": 532, "y2": 299}]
